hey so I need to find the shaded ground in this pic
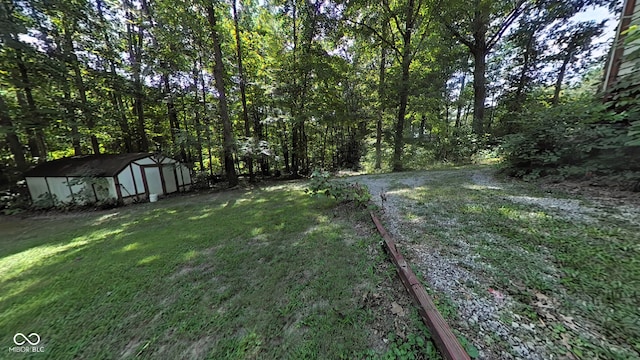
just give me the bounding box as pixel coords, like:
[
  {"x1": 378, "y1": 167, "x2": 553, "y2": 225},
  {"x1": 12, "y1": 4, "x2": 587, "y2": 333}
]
[
  {"x1": 354, "y1": 167, "x2": 640, "y2": 360},
  {"x1": 0, "y1": 184, "x2": 428, "y2": 359}
]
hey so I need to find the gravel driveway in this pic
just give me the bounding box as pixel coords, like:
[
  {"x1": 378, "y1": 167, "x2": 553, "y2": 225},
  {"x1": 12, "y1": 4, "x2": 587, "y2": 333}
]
[{"x1": 352, "y1": 167, "x2": 640, "y2": 360}]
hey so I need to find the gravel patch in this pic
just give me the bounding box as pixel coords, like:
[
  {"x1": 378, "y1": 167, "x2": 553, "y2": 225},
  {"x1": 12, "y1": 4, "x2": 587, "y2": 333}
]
[
  {"x1": 356, "y1": 170, "x2": 553, "y2": 359},
  {"x1": 351, "y1": 168, "x2": 639, "y2": 359},
  {"x1": 470, "y1": 171, "x2": 504, "y2": 190},
  {"x1": 504, "y1": 195, "x2": 597, "y2": 222}
]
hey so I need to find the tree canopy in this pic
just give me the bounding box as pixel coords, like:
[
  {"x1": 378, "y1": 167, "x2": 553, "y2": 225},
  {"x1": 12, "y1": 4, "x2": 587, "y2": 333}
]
[{"x1": 1, "y1": 0, "x2": 634, "y2": 190}]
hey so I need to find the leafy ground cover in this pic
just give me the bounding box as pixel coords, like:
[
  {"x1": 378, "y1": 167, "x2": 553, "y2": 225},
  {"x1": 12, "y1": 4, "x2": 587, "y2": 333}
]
[
  {"x1": 356, "y1": 167, "x2": 639, "y2": 359},
  {"x1": 0, "y1": 184, "x2": 433, "y2": 359}
]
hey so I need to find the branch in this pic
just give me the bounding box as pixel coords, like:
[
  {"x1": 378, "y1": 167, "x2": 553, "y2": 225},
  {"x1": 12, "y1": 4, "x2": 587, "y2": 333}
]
[
  {"x1": 410, "y1": 0, "x2": 442, "y2": 58},
  {"x1": 487, "y1": 0, "x2": 529, "y2": 50},
  {"x1": 343, "y1": 17, "x2": 403, "y2": 59},
  {"x1": 382, "y1": 0, "x2": 406, "y2": 39},
  {"x1": 444, "y1": 22, "x2": 474, "y2": 48}
]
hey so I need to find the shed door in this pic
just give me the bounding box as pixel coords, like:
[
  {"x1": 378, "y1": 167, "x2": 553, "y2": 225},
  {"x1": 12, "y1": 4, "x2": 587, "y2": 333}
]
[
  {"x1": 144, "y1": 167, "x2": 164, "y2": 195},
  {"x1": 162, "y1": 165, "x2": 177, "y2": 193}
]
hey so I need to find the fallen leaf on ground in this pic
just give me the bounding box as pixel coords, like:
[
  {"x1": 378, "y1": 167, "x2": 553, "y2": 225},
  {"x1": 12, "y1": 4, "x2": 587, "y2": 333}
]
[
  {"x1": 391, "y1": 302, "x2": 405, "y2": 316},
  {"x1": 535, "y1": 292, "x2": 549, "y2": 301},
  {"x1": 559, "y1": 314, "x2": 580, "y2": 331},
  {"x1": 560, "y1": 333, "x2": 572, "y2": 350},
  {"x1": 488, "y1": 288, "x2": 505, "y2": 301}
]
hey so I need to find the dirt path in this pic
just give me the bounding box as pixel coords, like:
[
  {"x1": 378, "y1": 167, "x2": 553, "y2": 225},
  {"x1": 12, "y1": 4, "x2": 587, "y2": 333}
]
[{"x1": 352, "y1": 167, "x2": 640, "y2": 360}]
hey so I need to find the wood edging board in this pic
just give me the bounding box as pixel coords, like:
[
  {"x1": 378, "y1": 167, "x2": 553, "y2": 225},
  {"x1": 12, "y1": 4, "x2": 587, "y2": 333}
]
[{"x1": 370, "y1": 212, "x2": 471, "y2": 360}]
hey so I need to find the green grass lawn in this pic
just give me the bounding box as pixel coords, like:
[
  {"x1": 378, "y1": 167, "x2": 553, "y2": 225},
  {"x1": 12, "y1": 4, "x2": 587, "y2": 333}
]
[{"x1": 1, "y1": 185, "x2": 411, "y2": 359}]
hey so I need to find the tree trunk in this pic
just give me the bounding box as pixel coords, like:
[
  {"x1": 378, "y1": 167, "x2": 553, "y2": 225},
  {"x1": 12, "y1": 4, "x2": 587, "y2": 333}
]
[
  {"x1": 15, "y1": 51, "x2": 45, "y2": 158},
  {"x1": 514, "y1": 29, "x2": 537, "y2": 109},
  {"x1": 393, "y1": 38, "x2": 412, "y2": 171},
  {"x1": 254, "y1": 109, "x2": 269, "y2": 176},
  {"x1": 15, "y1": 92, "x2": 40, "y2": 159},
  {"x1": 392, "y1": 0, "x2": 416, "y2": 172},
  {"x1": 321, "y1": 124, "x2": 329, "y2": 167},
  {"x1": 445, "y1": 92, "x2": 450, "y2": 130},
  {"x1": 0, "y1": 95, "x2": 27, "y2": 171},
  {"x1": 63, "y1": 20, "x2": 100, "y2": 154},
  {"x1": 125, "y1": 5, "x2": 148, "y2": 152},
  {"x1": 64, "y1": 87, "x2": 82, "y2": 156},
  {"x1": 192, "y1": 69, "x2": 204, "y2": 172},
  {"x1": 163, "y1": 75, "x2": 179, "y2": 144},
  {"x1": 54, "y1": 34, "x2": 82, "y2": 156},
  {"x1": 198, "y1": 52, "x2": 213, "y2": 175},
  {"x1": 471, "y1": 47, "x2": 486, "y2": 135},
  {"x1": 97, "y1": 0, "x2": 132, "y2": 153},
  {"x1": 198, "y1": 51, "x2": 214, "y2": 175},
  {"x1": 455, "y1": 72, "x2": 466, "y2": 130},
  {"x1": 207, "y1": 4, "x2": 238, "y2": 187},
  {"x1": 232, "y1": 0, "x2": 254, "y2": 181},
  {"x1": 281, "y1": 121, "x2": 290, "y2": 173},
  {"x1": 179, "y1": 94, "x2": 192, "y2": 164},
  {"x1": 375, "y1": 36, "x2": 386, "y2": 170},
  {"x1": 552, "y1": 51, "x2": 573, "y2": 105},
  {"x1": 111, "y1": 93, "x2": 133, "y2": 152}
]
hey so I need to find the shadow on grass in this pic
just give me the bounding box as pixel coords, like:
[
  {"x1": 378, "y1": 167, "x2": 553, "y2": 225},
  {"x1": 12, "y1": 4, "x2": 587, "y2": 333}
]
[{"x1": 1, "y1": 187, "x2": 375, "y2": 359}]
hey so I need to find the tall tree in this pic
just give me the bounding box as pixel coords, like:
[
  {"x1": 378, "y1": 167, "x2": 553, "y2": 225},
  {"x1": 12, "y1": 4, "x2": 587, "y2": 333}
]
[
  {"x1": 206, "y1": 3, "x2": 238, "y2": 186},
  {"x1": 124, "y1": 0, "x2": 149, "y2": 151},
  {"x1": 0, "y1": 0, "x2": 47, "y2": 159},
  {"x1": 375, "y1": 24, "x2": 387, "y2": 170},
  {"x1": 0, "y1": 93, "x2": 27, "y2": 171},
  {"x1": 347, "y1": 0, "x2": 439, "y2": 170},
  {"x1": 59, "y1": 10, "x2": 101, "y2": 154},
  {"x1": 441, "y1": 0, "x2": 529, "y2": 135},
  {"x1": 551, "y1": 20, "x2": 604, "y2": 105},
  {"x1": 232, "y1": 0, "x2": 253, "y2": 180},
  {"x1": 96, "y1": 0, "x2": 134, "y2": 153}
]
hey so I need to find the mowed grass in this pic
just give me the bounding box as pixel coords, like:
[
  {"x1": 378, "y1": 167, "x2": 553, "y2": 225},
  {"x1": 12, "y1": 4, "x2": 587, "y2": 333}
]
[
  {"x1": 389, "y1": 168, "x2": 639, "y2": 359},
  {"x1": 1, "y1": 185, "x2": 383, "y2": 359}
]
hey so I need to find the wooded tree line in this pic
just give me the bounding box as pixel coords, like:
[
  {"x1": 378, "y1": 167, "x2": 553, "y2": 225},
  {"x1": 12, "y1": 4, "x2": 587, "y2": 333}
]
[{"x1": 0, "y1": 0, "x2": 622, "y2": 187}]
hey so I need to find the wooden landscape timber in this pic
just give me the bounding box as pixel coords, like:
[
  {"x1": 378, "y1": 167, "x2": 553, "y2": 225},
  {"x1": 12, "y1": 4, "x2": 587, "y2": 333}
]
[{"x1": 370, "y1": 212, "x2": 471, "y2": 360}]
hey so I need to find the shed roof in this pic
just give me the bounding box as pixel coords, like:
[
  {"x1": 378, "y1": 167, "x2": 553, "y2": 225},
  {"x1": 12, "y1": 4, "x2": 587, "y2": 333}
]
[{"x1": 24, "y1": 153, "x2": 154, "y2": 177}]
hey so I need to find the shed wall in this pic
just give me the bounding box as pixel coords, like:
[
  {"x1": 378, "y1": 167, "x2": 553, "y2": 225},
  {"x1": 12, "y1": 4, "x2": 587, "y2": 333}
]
[
  {"x1": 117, "y1": 170, "x2": 137, "y2": 198},
  {"x1": 66, "y1": 177, "x2": 86, "y2": 203},
  {"x1": 47, "y1": 177, "x2": 73, "y2": 203},
  {"x1": 105, "y1": 178, "x2": 117, "y2": 200},
  {"x1": 132, "y1": 163, "x2": 145, "y2": 195},
  {"x1": 176, "y1": 164, "x2": 192, "y2": 190},
  {"x1": 25, "y1": 177, "x2": 49, "y2": 203}
]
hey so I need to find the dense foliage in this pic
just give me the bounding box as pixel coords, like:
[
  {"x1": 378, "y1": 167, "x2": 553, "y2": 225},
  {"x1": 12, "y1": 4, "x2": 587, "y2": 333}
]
[
  {"x1": 500, "y1": 96, "x2": 640, "y2": 186},
  {"x1": 499, "y1": 24, "x2": 640, "y2": 189},
  {"x1": 0, "y1": 0, "x2": 635, "y2": 195}
]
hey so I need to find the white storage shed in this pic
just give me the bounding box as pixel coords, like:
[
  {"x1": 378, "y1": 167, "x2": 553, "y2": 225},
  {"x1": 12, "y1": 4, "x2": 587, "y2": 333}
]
[{"x1": 24, "y1": 153, "x2": 192, "y2": 205}]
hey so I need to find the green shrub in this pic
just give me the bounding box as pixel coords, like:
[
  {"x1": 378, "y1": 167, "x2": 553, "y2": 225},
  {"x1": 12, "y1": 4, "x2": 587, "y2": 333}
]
[
  {"x1": 305, "y1": 169, "x2": 371, "y2": 208},
  {"x1": 499, "y1": 96, "x2": 640, "y2": 187},
  {"x1": 0, "y1": 185, "x2": 30, "y2": 215},
  {"x1": 32, "y1": 192, "x2": 60, "y2": 209}
]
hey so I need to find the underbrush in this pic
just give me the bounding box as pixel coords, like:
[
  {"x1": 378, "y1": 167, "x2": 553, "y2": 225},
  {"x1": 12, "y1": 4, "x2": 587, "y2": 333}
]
[
  {"x1": 306, "y1": 169, "x2": 372, "y2": 208},
  {"x1": 499, "y1": 92, "x2": 640, "y2": 191}
]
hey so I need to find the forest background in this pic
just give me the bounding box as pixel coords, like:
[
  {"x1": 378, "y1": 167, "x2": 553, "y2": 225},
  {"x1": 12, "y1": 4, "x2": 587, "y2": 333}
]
[{"x1": 1, "y1": 0, "x2": 638, "y2": 193}]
